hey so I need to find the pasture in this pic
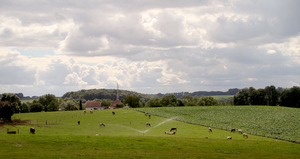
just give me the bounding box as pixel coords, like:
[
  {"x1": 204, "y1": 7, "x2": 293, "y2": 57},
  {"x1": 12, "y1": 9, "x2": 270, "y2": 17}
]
[{"x1": 0, "y1": 108, "x2": 299, "y2": 158}]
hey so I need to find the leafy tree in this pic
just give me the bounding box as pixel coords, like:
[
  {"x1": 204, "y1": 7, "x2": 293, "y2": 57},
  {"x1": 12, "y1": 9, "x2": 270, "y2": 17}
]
[
  {"x1": 186, "y1": 101, "x2": 197, "y2": 106},
  {"x1": 38, "y1": 94, "x2": 58, "y2": 112},
  {"x1": 124, "y1": 96, "x2": 140, "y2": 108},
  {"x1": 233, "y1": 88, "x2": 250, "y2": 105},
  {"x1": 146, "y1": 98, "x2": 162, "y2": 107},
  {"x1": 280, "y1": 86, "x2": 300, "y2": 108},
  {"x1": 47, "y1": 101, "x2": 59, "y2": 111},
  {"x1": 30, "y1": 102, "x2": 44, "y2": 112},
  {"x1": 0, "y1": 93, "x2": 20, "y2": 121},
  {"x1": 20, "y1": 103, "x2": 29, "y2": 113},
  {"x1": 160, "y1": 94, "x2": 177, "y2": 106},
  {"x1": 102, "y1": 99, "x2": 114, "y2": 106},
  {"x1": 198, "y1": 96, "x2": 218, "y2": 106},
  {"x1": 60, "y1": 100, "x2": 78, "y2": 111},
  {"x1": 115, "y1": 103, "x2": 124, "y2": 108},
  {"x1": 264, "y1": 85, "x2": 279, "y2": 106},
  {"x1": 79, "y1": 100, "x2": 82, "y2": 110},
  {"x1": 176, "y1": 99, "x2": 185, "y2": 106}
]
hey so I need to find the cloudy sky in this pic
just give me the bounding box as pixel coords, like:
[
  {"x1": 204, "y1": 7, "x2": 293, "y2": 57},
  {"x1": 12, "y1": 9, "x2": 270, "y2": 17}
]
[{"x1": 0, "y1": 0, "x2": 299, "y2": 97}]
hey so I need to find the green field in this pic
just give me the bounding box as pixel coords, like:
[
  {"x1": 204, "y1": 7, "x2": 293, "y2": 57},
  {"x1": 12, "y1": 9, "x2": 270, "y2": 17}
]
[
  {"x1": 211, "y1": 95, "x2": 233, "y2": 100},
  {"x1": 0, "y1": 107, "x2": 300, "y2": 158}
]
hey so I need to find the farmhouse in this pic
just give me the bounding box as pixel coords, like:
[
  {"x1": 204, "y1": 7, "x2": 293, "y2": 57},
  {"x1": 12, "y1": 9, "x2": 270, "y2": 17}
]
[
  {"x1": 109, "y1": 99, "x2": 123, "y2": 109},
  {"x1": 85, "y1": 101, "x2": 104, "y2": 110}
]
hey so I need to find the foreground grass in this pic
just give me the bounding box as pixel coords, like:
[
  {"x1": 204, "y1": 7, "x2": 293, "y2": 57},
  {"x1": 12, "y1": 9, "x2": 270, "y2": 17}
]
[
  {"x1": 1, "y1": 135, "x2": 299, "y2": 159},
  {"x1": 0, "y1": 108, "x2": 299, "y2": 158}
]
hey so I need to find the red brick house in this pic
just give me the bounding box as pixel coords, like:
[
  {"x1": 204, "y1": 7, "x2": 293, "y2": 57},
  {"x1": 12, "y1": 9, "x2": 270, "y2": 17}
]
[{"x1": 85, "y1": 101, "x2": 104, "y2": 110}]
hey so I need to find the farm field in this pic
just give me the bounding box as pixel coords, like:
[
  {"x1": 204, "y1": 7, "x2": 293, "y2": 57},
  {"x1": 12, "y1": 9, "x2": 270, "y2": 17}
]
[
  {"x1": 211, "y1": 95, "x2": 233, "y2": 100},
  {"x1": 135, "y1": 106, "x2": 300, "y2": 142},
  {"x1": 0, "y1": 108, "x2": 299, "y2": 158}
]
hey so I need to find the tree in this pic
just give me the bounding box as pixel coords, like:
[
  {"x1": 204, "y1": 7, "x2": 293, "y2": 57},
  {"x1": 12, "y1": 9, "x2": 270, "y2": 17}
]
[
  {"x1": 124, "y1": 96, "x2": 140, "y2": 108},
  {"x1": 176, "y1": 99, "x2": 185, "y2": 106},
  {"x1": 20, "y1": 103, "x2": 29, "y2": 113},
  {"x1": 233, "y1": 88, "x2": 250, "y2": 105},
  {"x1": 264, "y1": 85, "x2": 279, "y2": 106},
  {"x1": 198, "y1": 96, "x2": 218, "y2": 106},
  {"x1": 79, "y1": 100, "x2": 83, "y2": 110},
  {"x1": 29, "y1": 102, "x2": 44, "y2": 112},
  {"x1": 0, "y1": 93, "x2": 20, "y2": 121},
  {"x1": 146, "y1": 98, "x2": 162, "y2": 107},
  {"x1": 38, "y1": 94, "x2": 58, "y2": 112},
  {"x1": 115, "y1": 103, "x2": 124, "y2": 108},
  {"x1": 47, "y1": 101, "x2": 59, "y2": 111},
  {"x1": 60, "y1": 100, "x2": 78, "y2": 111},
  {"x1": 280, "y1": 86, "x2": 300, "y2": 108},
  {"x1": 160, "y1": 94, "x2": 177, "y2": 106}
]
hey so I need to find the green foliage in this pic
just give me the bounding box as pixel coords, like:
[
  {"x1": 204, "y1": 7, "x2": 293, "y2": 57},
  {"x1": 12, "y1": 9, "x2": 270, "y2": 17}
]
[
  {"x1": 160, "y1": 94, "x2": 177, "y2": 106},
  {"x1": 29, "y1": 102, "x2": 44, "y2": 112},
  {"x1": 115, "y1": 103, "x2": 124, "y2": 108},
  {"x1": 280, "y1": 86, "x2": 300, "y2": 108},
  {"x1": 124, "y1": 96, "x2": 140, "y2": 108},
  {"x1": 20, "y1": 103, "x2": 29, "y2": 113},
  {"x1": 38, "y1": 94, "x2": 58, "y2": 111},
  {"x1": 102, "y1": 99, "x2": 114, "y2": 106},
  {"x1": 60, "y1": 100, "x2": 78, "y2": 111},
  {"x1": 176, "y1": 99, "x2": 185, "y2": 106},
  {"x1": 198, "y1": 96, "x2": 218, "y2": 106},
  {"x1": 146, "y1": 98, "x2": 162, "y2": 107},
  {"x1": 185, "y1": 101, "x2": 197, "y2": 106},
  {"x1": 47, "y1": 101, "x2": 59, "y2": 111},
  {"x1": 0, "y1": 93, "x2": 20, "y2": 121}
]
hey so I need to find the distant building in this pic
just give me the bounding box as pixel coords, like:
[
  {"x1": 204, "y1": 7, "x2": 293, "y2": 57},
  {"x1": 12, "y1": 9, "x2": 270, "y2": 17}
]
[
  {"x1": 85, "y1": 101, "x2": 104, "y2": 110},
  {"x1": 109, "y1": 83, "x2": 123, "y2": 109}
]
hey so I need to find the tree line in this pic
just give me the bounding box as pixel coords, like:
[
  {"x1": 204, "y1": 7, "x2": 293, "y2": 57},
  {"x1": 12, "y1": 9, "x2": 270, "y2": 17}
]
[{"x1": 232, "y1": 85, "x2": 300, "y2": 108}]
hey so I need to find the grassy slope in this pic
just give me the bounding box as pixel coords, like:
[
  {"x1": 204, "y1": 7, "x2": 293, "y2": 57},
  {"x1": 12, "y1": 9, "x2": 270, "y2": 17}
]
[{"x1": 0, "y1": 108, "x2": 299, "y2": 158}]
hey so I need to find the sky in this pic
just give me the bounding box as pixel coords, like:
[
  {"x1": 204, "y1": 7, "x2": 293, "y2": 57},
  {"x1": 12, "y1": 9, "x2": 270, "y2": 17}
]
[{"x1": 0, "y1": 0, "x2": 299, "y2": 97}]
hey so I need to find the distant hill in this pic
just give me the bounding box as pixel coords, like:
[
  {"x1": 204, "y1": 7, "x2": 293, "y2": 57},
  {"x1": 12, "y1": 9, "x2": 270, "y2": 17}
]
[{"x1": 61, "y1": 88, "x2": 239, "y2": 102}]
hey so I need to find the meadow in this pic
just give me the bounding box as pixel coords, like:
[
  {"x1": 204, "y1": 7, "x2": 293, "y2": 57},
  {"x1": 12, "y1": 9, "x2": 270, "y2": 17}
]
[{"x1": 0, "y1": 107, "x2": 299, "y2": 158}]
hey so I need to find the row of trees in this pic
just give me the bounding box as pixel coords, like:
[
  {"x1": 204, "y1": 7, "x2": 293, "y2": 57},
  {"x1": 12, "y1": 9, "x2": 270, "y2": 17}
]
[{"x1": 232, "y1": 86, "x2": 300, "y2": 107}]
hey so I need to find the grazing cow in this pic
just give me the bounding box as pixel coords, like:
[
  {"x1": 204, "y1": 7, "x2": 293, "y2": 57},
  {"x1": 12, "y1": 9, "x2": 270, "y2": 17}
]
[
  {"x1": 205, "y1": 137, "x2": 208, "y2": 139},
  {"x1": 146, "y1": 123, "x2": 151, "y2": 127},
  {"x1": 145, "y1": 112, "x2": 148, "y2": 116},
  {"x1": 238, "y1": 129, "x2": 243, "y2": 134},
  {"x1": 112, "y1": 112, "x2": 115, "y2": 115},
  {"x1": 90, "y1": 110, "x2": 93, "y2": 114},
  {"x1": 169, "y1": 132, "x2": 176, "y2": 135},
  {"x1": 243, "y1": 133, "x2": 248, "y2": 138},
  {"x1": 165, "y1": 131, "x2": 170, "y2": 134},
  {"x1": 30, "y1": 127, "x2": 35, "y2": 134},
  {"x1": 149, "y1": 115, "x2": 151, "y2": 119},
  {"x1": 78, "y1": 121, "x2": 80, "y2": 125},
  {"x1": 170, "y1": 127, "x2": 177, "y2": 132},
  {"x1": 231, "y1": 128, "x2": 236, "y2": 132},
  {"x1": 208, "y1": 127, "x2": 212, "y2": 132},
  {"x1": 227, "y1": 136, "x2": 232, "y2": 139},
  {"x1": 84, "y1": 110, "x2": 86, "y2": 114},
  {"x1": 99, "y1": 123, "x2": 105, "y2": 127}
]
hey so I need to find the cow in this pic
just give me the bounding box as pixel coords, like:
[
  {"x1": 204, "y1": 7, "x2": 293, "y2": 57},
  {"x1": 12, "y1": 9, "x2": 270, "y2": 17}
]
[
  {"x1": 227, "y1": 136, "x2": 232, "y2": 139},
  {"x1": 231, "y1": 128, "x2": 236, "y2": 132},
  {"x1": 83, "y1": 110, "x2": 86, "y2": 114},
  {"x1": 90, "y1": 110, "x2": 93, "y2": 114},
  {"x1": 145, "y1": 112, "x2": 148, "y2": 116},
  {"x1": 149, "y1": 115, "x2": 151, "y2": 119},
  {"x1": 238, "y1": 129, "x2": 243, "y2": 134},
  {"x1": 170, "y1": 127, "x2": 177, "y2": 132},
  {"x1": 146, "y1": 123, "x2": 151, "y2": 127},
  {"x1": 30, "y1": 127, "x2": 35, "y2": 134},
  {"x1": 112, "y1": 112, "x2": 115, "y2": 115},
  {"x1": 208, "y1": 127, "x2": 212, "y2": 132},
  {"x1": 243, "y1": 133, "x2": 248, "y2": 138},
  {"x1": 169, "y1": 132, "x2": 176, "y2": 135},
  {"x1": 99, "y1": 123, "x2": 105, "y2": 127},
  {"x1": 165, "y1": 131, "x2": 170, "y2": 134},
  {"x1": 78, "y1": 121, "x2": 80, "y2": 125}
]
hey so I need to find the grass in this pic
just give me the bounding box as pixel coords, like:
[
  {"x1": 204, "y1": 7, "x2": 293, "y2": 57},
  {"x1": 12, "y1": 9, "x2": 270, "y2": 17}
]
[
  {"x1": 0, "y1": 108, "x2": 299, "y2": 158},
  {"x1": 211, "y1": 95, "x2": 233, "y2": 100}
]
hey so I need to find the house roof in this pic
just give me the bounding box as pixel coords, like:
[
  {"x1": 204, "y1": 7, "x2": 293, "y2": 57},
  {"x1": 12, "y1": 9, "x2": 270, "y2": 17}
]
[
  {"x1": 109, "y1": 100, "x2": 123, "y2": 107},
  {"x1": 85, "y1": 101, "x2": 102, "y2": 107}
]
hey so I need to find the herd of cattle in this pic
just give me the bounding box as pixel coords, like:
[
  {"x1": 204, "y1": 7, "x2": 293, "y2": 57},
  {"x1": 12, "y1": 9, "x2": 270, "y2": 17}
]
[{"x1": 28, "y1": 110, "x2": 249, "y2": 139}]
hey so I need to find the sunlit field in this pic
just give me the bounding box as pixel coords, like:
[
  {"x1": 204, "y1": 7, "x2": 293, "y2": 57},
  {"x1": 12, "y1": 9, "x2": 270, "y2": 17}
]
[{"x1": 0, "y1": 108, "x2": 299, "y2": 158}]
